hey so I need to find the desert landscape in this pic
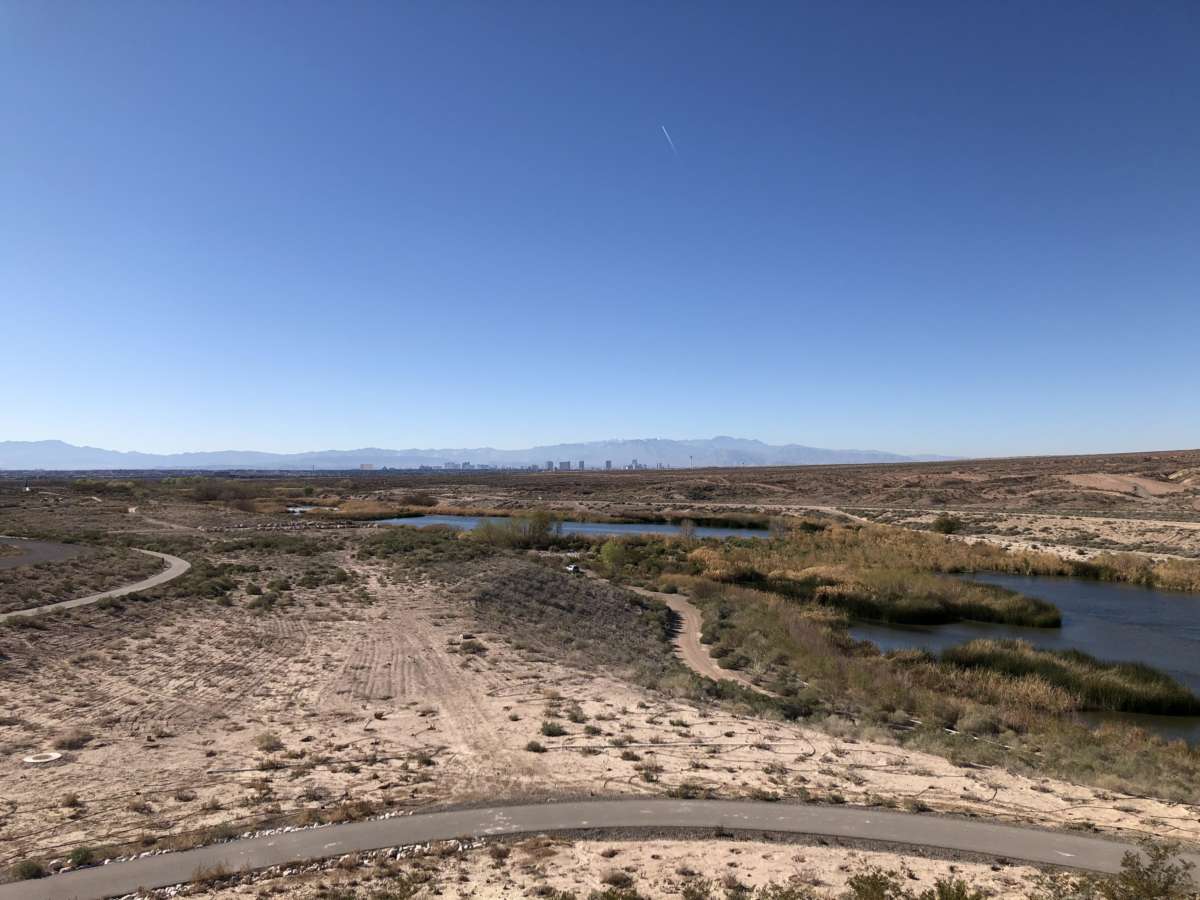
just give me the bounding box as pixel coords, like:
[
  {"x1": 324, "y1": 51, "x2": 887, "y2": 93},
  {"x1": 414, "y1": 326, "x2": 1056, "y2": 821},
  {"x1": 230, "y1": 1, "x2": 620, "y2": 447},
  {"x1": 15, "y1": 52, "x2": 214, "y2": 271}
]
[
  {"x1": 2, "y1": 454, "x2": 1200, "y2": 898},
  {"x1": 8, "y1": 4, "x2": 1198, "y2": 893}
]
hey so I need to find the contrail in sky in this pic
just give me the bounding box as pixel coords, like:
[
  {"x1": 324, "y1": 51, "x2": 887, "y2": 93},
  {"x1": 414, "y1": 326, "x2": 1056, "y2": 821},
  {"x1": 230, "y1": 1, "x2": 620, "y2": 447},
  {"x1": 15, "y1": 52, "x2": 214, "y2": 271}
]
[{"x1": 660, "y1": 125, "x2": 678, "y2": 156}]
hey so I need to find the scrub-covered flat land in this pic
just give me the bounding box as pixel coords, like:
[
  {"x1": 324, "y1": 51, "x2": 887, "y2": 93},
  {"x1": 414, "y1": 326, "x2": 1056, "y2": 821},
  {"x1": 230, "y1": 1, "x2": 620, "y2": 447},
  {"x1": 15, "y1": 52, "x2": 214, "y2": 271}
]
[{"x1": 1, "y1": 460, "x2": 1199, "y2": 896}]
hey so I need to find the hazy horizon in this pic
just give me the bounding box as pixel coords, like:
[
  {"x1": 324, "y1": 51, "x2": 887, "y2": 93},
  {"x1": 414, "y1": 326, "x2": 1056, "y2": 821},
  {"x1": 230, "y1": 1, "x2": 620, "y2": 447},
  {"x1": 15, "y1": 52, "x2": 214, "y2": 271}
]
[
  {"x1": 2, "y1": 3, "x2": 1197, "y2": 457},
  {"x1": 3, "y1": 435, "x2": 1195, "y2": 464}
]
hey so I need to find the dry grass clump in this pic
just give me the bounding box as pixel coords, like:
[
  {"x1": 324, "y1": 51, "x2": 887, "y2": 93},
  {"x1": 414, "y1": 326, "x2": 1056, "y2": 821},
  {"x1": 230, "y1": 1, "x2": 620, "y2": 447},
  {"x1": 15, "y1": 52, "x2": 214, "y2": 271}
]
[
  {"x1": 942, "y1": 639, "x2": 1200, "y2": 715},
  {"x1": 1082, "y1": 552, "x2": 1200, "y2": 592},
  {"x1": 254, "y1": 731, "x2": 284, "y2": 752},
  {"x1": 895, "y1": 655, "x2": 1080, "y2": 718},
  {"x1": 805, "y1": 568, "x2": 1060, "y2": 627},
  {"x1": 52, "y1": 729, "x2": 94, "y2": 751},
  {"x1": 396, "y1": 491, "x2": 438, "y2": 507},
  {"x1": 313, "y1": 498, "x2": 415, "y2": 519}
]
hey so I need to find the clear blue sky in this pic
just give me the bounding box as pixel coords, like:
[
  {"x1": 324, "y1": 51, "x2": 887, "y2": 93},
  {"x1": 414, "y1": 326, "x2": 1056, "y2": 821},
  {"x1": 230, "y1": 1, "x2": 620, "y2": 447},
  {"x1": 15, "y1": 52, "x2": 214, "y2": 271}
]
[{"x1": 3, "y1": 1, "x2": 1197, "y2": 457}]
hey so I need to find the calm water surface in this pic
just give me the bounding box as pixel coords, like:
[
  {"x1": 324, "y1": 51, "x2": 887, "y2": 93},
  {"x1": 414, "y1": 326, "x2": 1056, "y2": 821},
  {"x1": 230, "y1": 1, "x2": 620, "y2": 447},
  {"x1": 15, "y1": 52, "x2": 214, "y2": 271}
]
[
  {"x1": 850, "y1": 573, "x2": 1200, "y2": 743},
  {"x1": 378, "y1": 514, "x2": 769, "y2": 540}
]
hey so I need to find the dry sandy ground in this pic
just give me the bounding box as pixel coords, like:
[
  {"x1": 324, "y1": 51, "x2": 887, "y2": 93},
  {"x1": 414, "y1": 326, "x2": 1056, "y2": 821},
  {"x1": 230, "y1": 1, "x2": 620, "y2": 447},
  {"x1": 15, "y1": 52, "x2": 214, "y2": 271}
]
[
  {"x1": 1063, "y1": 473, "x2": 1189, "y2": 499},
  {"x1": 3, "y1": 552, "x2": 1200, "y2": 878},
  {"x1": 856, "y1": 508, "x2": 1200, "y2": 561},
  {"x1": 185, "y1": 836, "x2": 1045, "y2": 898}
]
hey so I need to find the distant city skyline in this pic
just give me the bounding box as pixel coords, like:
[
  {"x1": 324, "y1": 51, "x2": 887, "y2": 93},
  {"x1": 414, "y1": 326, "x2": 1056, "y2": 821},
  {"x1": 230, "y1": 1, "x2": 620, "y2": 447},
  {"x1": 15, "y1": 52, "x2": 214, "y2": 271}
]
[
  {"x1": 0, "y1": 436, "x2": 949, "y2": 471},
  {"x1": 2, "y1": 3, "x2": 1196, "y2": 457}
]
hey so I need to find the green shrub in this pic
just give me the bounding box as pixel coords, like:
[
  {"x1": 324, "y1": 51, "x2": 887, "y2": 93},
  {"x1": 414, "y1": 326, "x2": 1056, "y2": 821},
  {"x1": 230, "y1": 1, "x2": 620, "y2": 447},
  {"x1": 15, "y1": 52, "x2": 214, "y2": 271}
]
[
  {"x1": 600, "y1": 870, "x2": 634, "y2": 889},
  {"x1": 1032, "y1": 839, "x2": 1196, "y2": 900},
  {"x1": 930, "y1": 514, "x2": 963, "y2": 534},
  {"x1": 9, "y1": 859, "x2": 47, "y2": 880}
]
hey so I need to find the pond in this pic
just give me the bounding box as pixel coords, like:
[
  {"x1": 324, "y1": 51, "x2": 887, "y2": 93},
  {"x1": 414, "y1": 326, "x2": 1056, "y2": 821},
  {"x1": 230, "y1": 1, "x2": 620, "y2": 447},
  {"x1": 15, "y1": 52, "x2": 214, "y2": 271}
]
[
  {"x1": 850, "y1": 573, "x2": 1200, "y2": 744},
  {"x1": 376, "y1": 514, "x2": 770, "y2": 540}
]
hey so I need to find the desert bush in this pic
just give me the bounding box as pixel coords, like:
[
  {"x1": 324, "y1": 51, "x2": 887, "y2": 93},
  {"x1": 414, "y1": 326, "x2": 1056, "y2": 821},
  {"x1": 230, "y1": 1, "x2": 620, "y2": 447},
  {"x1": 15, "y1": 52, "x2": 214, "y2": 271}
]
[
  {"x1": 600, "y1": 540, "x2": 629, "y2": 576},
  {"x1": 53, "y1": 729, "x2": 93, "y2": 751},
  {"x1": 600, "y1": 870, "x2": 634, "y2": 889},
  {"x1": 189, "y1": 479, "x2": 260, "y2": 503},
  {"x1": 9, "y1": 858, "x2": 47, "y2": 880},
  {"x1": 1032, "y1": 839, "x2": 1195, "y2": 899},
  {"x1": 359, "y1": 525, "x2": 495, "y2": 568},
  {"x1": 467, "y1": 559, "x2": 680, "y2": 688},
  {"x1": 190, "y1": 862, "x2": 232, "y2": 886},
  {"x1": 398, "y1": 491, "x2": 438, "y2": 507},
  {"x1": 930, "y1": 514, "x2": 964, "y2": 534},
  {"x1": 255, "y1": 731, "x2": 284, "y2": 752},
  {"x1": 473, "y1": 509, "x2": 573, "y2": 550}
]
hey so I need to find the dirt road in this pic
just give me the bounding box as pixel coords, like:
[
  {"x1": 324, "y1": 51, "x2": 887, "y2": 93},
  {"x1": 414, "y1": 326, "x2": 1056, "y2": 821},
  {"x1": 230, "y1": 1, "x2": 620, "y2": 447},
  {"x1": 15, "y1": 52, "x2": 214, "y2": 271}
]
[
  {"x1": 628, "y1": 585, "x2": 767, "y2": 694},
  {"x1": 4, "y1": 798, "x2": 1191, "y2": 900}
]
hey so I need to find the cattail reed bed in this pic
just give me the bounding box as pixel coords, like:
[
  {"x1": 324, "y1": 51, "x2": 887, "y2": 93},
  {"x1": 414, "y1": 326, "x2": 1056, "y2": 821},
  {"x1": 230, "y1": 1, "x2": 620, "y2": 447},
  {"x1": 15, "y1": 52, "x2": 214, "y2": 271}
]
[{"x1": 942, "y1": 639, "x2": 1200, "y2": 716}]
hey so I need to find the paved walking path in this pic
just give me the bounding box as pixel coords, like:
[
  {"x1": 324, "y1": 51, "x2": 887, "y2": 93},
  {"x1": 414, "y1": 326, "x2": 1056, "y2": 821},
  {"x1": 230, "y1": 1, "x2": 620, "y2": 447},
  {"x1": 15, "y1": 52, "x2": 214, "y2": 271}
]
[
  {"x1": 2, "y1": 798, "x2": 1188, "y2": 900},
  {"x1": 1, "y1": 548, "x2": 190, "y2": 620}
]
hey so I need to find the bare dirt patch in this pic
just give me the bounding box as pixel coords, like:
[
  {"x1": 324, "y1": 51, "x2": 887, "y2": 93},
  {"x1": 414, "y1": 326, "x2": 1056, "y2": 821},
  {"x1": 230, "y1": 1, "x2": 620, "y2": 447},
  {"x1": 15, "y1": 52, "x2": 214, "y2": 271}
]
[
  {"x1": 1063, "y1": 473, "x2": 1187, "y2": 499},
  {"x1": 861, "y1": 509, "x2": 1200, "y2": 560}
]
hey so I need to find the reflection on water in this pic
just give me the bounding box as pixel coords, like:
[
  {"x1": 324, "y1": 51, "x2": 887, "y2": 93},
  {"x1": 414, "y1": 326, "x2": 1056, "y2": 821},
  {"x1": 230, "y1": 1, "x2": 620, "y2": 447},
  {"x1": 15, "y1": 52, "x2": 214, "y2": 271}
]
[
  {"x1": 376, "y1": 514, "x2": 769, "y2": 540},
  {"x1": 1076, "y1": 710, "x2": 1200, "y2": 745},
  {"x1": 850, "y1": 573, "x2": 1200, "y2": 744}
]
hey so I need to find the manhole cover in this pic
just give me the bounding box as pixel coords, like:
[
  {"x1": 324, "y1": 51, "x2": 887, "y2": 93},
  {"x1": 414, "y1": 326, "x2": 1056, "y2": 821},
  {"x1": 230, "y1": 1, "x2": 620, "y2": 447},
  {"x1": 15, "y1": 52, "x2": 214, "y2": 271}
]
[{"x1": 22, "y1": 751, "x2": 63, "y2": 765}]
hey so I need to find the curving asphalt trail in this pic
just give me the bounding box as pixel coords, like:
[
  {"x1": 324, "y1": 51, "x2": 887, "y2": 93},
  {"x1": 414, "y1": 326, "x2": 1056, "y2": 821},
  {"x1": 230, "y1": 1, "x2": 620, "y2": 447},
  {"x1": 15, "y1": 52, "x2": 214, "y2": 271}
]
[
  {"x1": 1, "y1": 548, "x2": 190, "y2": 620},
  {"x1": 3, "y1": 799, "x2": 1194, "y2": 899}
]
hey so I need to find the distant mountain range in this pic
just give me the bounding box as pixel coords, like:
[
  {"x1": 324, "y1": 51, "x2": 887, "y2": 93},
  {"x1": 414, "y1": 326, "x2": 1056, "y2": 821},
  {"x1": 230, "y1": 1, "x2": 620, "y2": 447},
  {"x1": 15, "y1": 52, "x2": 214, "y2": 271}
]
[{"x1": 0, "y1": 438, "x2": 950, "y2": 471}]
